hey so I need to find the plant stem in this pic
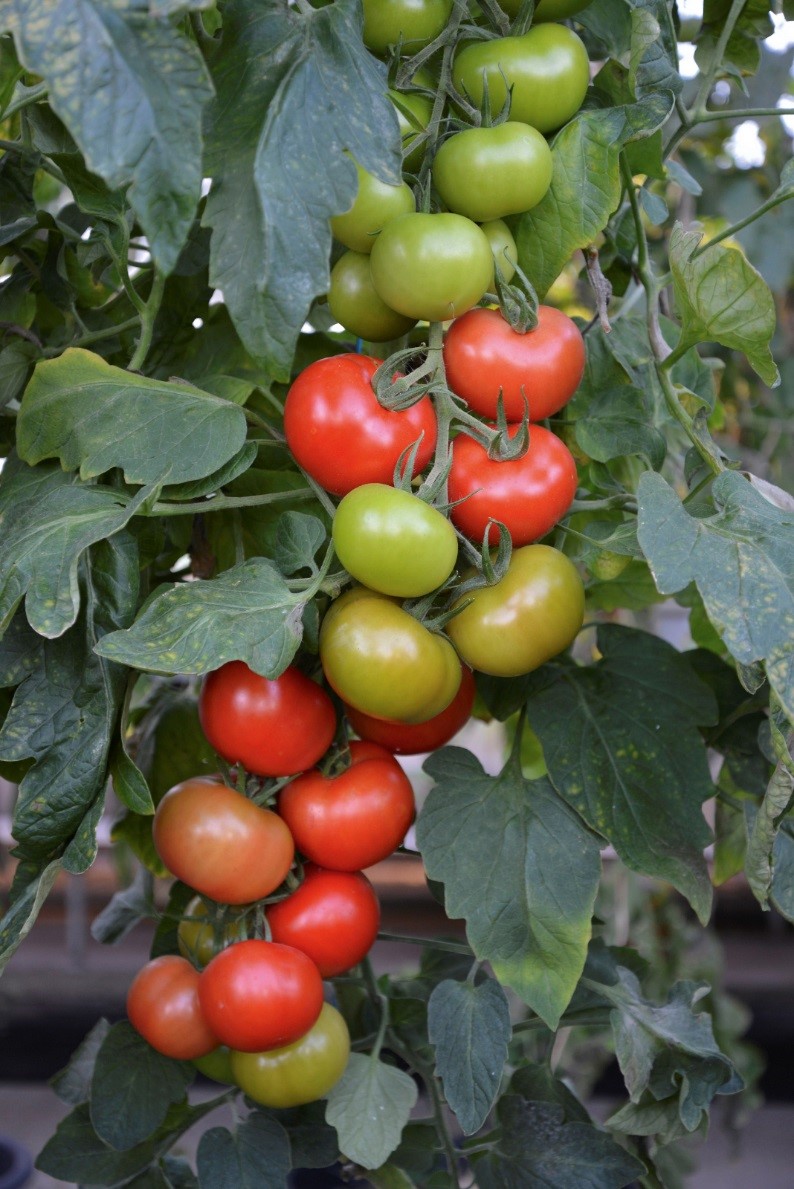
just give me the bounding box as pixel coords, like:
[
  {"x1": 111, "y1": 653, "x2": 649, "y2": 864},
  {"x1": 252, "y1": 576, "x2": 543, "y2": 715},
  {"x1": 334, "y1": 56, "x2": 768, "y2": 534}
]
[
  {"x1": 378, "y1": 930, "x2": 473, "y2": 955},
  {"x1": 691, "y1": 190, "x2": 794, "y2": 257},
  {"x1": 149, "y1": 488, "x2": 315, "y2": 517},
  {"x1": 698, "y1": 105, "x2": 794, "y2": 122},
  {"x1": 3, "y1": 82, "x2": 48, "y2": 119},
  {"x1": 129, "y1": 266, "x2": 166, "y2": 372},
  {"x1": 690, "y1": 0, "x2": 748, "y2": 121},
  {"x1": 41, "y1": 317, "x2": 142, "y2": 357},
  {"x1": 387, "y1": 1034, "x2": 461, "y2": 1188}
]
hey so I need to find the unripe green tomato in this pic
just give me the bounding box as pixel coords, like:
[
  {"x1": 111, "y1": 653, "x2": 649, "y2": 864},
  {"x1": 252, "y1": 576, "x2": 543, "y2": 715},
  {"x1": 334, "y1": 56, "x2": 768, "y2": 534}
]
[
  {"x1": 369, "y1": 212, "x2": 493, "y2": 322},
  {"x1": 177, "y1": 896, "x2": 244, "y2": 969},
  {"x1": 481, "y1": 219, "x2": 518, "y2": 285},
  {"x1": 231, "y1": 1003, "x2": 350, "y2": 1109},
  {"x1": 363, "y1": 0, "x2": 453, "y2": 55},
  {"x1": 328, "y1": 251, "x2": 417, "y2": 342},
  {"x1": 588, "y1": 550, "x2": 631, "y2": 581},
  {"x1": 497, "y1": 0, "x2": 592, "y2": 18},
  {"x1": 432, "y1": 123, "x2": 553, "y2": 222},
  {"x1": 320, "y1": 586, "x2": 462, "y2": 722},
  {"x1": 447, "y1": 544, "x2": 585, "y2": 677},
  {"x1": 193, "y1": 1046, "x2": 236, "y2": 1085},
  {"x1": 390, "y1": 84, "x2": 434, "y2": 170},
  {"x1": 331, "y1": 162, "x2": 415, "y2": 254},
  {"x1": 453, "y1": 25, "x2": 590, "y2": 134},
  {"x1": 333, "y1": 484, "x2": 458, "y2": 597}
]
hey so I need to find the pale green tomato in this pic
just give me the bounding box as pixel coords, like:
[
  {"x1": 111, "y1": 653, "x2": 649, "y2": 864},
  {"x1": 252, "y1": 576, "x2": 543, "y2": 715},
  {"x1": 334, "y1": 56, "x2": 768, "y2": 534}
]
[
  {"x1": 328, "y1": 251, "x2": 417, "y2": 342},
  {"x1": 432, "y1": 123, "x2": 553, "y2": 222},
  {"x1": 481, "y1": 219, "x2": 518, "y2": 285},
  {"x1": 331, "y1": 162, "x2": 415, "y2": 254}
]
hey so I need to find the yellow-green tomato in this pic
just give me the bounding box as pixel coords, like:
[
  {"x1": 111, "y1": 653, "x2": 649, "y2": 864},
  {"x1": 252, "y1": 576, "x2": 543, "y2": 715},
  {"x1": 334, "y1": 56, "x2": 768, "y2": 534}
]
[
  {"x1": 177, "y1": 896, "x2": 245, "y2": 969},
  {"x1": 320, "y1": 586, "x2": 462, "y2": 722},
  {"x1": 333, "y1": 484, "x2": 458, "y2": 597},
  {"x1": 481, "y1": 219, "x2": 518, "y2": 285},
  {"x1": 231, "y1": 1003, "x2": 350, "y2": 1109},
  {"x1": 433, "y1": 123, "x2": 553, "y2": 222},
  {"x1": 331, "y1": 162, "x2": 415, "y2": 254},
  {"x1": 328, "y1": 251, "x2": 417, "y2": 342},
  {"x1": 446, "y1": 544, "x2": 585, "y2": 677},
  {"x1": 369, "y1": 212, "x2": 493, "y2": 322},
  {"x1": 363, "y1": 0, "x2": 453, "y2": 55},
  {"x1": 453, "y1": 25, "x2": 590, "y2": 134},
  {"x1": 193, "y1": 1045, "x2": 236, "y2": 1085}
]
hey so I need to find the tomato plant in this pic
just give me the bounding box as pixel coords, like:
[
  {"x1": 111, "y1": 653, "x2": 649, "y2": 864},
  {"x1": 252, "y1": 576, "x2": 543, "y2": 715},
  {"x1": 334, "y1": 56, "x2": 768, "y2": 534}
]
[
  {"x1": 198, "y1": 940, "x2": 324, "y2": 1052},
  {"x1": 267, "y1": 864, "x2": 381, "y2": 976},
  {"x1": 231, "y1": 1003, "x2": 350, "y2": 1109},
  {"x1": 344, "y1": 665, "x2": 476, "y2": 754},
  {"x1": 278, "y1": 739, "x2": 415, "y2": 870},
  {"x1": 284, "y1": 354, "x2": 437, "y2": 495},
  {"x1": 432, "y1": 123, "x2": 553, "y2": 223},
  {"x1": 127, "y1": 956, "x2": 218, "y2": 1061}
]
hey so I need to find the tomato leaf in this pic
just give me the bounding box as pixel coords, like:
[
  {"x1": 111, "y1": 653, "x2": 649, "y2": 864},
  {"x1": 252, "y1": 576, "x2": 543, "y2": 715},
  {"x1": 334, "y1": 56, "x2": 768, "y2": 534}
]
[
  {"x1": 203, "y1": 0, "x2": 400, "y2": 381},
  {"x1": 17, "y1": 348, "x2": 249, "y2": 486},
  {"x1": 196, "y1": 1114, "x2": 291, "y2": 1189},
  {"x1": 427, "y1": 976, "x2": 511, "y2": 1135},
  {"x1": 474, "y1": 1096, "x2": 645, "y2": 1189},
  {"x1": 638, "y1": 471, "x2": 794, "y2": 721},
  {"x1": 91, "y1": 867, "x2": 155, "y2": 946},
  {"x1": 51, "y1": 1018, "x2": 112, "y2": 1107},
  {"x1": 0, "y1": 856, "x2": 61, "y2": 976},
  {"x1": 416, "y1": 749, "x2": 602, "y2": 1028},
  {"x1": 325, "y1": 1052, "x2": 418, "y2": 1170},
  {"x1": 570, "y1": 385, "x2": 666, "y2": 468},
  {"x1": 0, "y1": 0, "x2": 212, "y2": 274},
  {"x1": 274, "y1": 512, "x2": 327, "y2": 577},
  {"x1": 95, "y1": 558, "x2": 303, "y2": 678},
  {"x1": 629, "y1": 0, "x2": 682, "y2": 99},
  {"x1": 90, "y1": 1022, "x2": 194, "y2": 1151},
  {"x1": 268, "y1": 1102, "x2": 340, "y2": 1170},
  {"x1": 0, "y1": 457, "x2": 152, "y2": 639},
  {"x1": 668, "y1": 223, "x2": 779, "y2": 386}
]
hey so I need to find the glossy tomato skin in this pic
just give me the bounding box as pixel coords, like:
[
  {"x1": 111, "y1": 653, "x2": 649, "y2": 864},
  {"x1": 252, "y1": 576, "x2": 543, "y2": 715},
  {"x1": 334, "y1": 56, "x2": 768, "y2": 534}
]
[
  {"x1": 453, "y1": 25, "x2": 590, "y2": 134},
  {"x1": 369, "y1": 212, "x2": 494, "y2": 323},
  {"x1": 481, "y1": 219, "x2": 517, "y2": 285},
  {"x1": 284, "y1": 355, "x2": 437, "y2": 497},
  {"x1": 153, "y1": 778, "x2": 295, "y2": 905},
  {"x1": 447, "y1": 544, "x2": 585, "y2": 677},
  {"x1": 432, "y1": 123, "x2": 552, "y2": 223},
  {"x1": 330, "y1": 162, "x2": 415, "y2": 254},
  {"x1": 363, "y1": 0, "x2": 453, "y2": 54},
  {"x1": 449, "y1": 425, "x2": 578, "y2": 547},
  {"x1": 193, "y1": 1045, "x2": 236, "y2": 1085},
  {"x1": 268, "y1": 865, "x2": 380, "y2": 976},
  {"x1": 278, "y1": 739, "x2": 415, "y2": 870},
  {"x1": 328, "y1": 251, "x2": 417, "y2": 342},
  {"x1": 444, "y1": 306, "x2": 585, "y2": 422},
  {"x1": 127, "y1": 956, "x2": 218, "y2": 1060},
  {"x1": 333, "y1": 484, "x2": 458, "y2": 598},
  {"x1": 231, "y1": 1003, "x2": 350, "y2": 1109},
  {"x1": 320, "y1": 586, "x2": 462, "y2": 723},
  {"x1": 199, "y1": 661, "x2": 336, "y2": 777},
  {"x1": 199, "y1": 940, "x2": 324, "y2": 1053},
  {"x1": 344, "y1": 666, "x2": 476, "y2": 754}
]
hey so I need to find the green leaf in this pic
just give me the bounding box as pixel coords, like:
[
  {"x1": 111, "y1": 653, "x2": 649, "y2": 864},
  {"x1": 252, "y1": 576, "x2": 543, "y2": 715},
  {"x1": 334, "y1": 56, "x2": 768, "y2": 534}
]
[
  {"x1": 475, "y1": 1097, "x2": 645, "y2": 1189},
  {"x1": 161, "y1": 442, "x2": 258, "y2": 503},
  {"x1": 1, "y1": 0, "x2": 213, "y2": 273},
  {"x1": 519, "y1": 624, "x2": 716, "y2": 922},
  {"x1": 0, "y1": 341, "x2": 33, "y2": 408},
  {"x1": 0, "y1": 856, "x2": 61, "y2": 974},
  {"x1": 629, "y1": 0, "x2": 682, "y2": 99},
  {"x1": 695, "y1": 0, "x2": 772, "y2": 80},
  {"x1": 325, "y1": 1052, "x2": 418, "y2": 1170},
  {"x1": 96, "y1": 557, "x2": 303, "y2": 678},
  {"x1": 204, "y1": 0, "x2": 400, "y2": 380},
  {"x1": 638, "y1": 470, "x2": 794, "y2": 721},
  {"x1": 428, "y1": 977, "x2": 511, "y2": 1135},
  {"x1": 269, "y1": 1102, "x2": 340, "y2": 1169},
  {"x1": 90, "y1": 866, "x2": 155, "y2": 945},
  {"x1": 367, "y1": 1167, "x2": 418, "y2": 1189},
  {"x1": 417, "y1": 749, "x2": 602, "y2": 1027},
  {"x1": 744, "y1": 760, "x2": 794, "y2": 911},
  {"x1": 668, "y1": 223, "x2": 779, "y2": 386},
  {"x1": 572, "y1": 386, "x2": 666, "y2": 467},
  {"x1": 90, "y1": 1022, "x2": 193, "y2": 1151},
  {"x1": 515, "y1": 94, "x2": 673, "y2": 297},
  {"x1": 0, "y1": 456, "x2": 152, "y2": 639},
  {"x1": 274, "y1": 512, "x2": 327, "y2": 577},
  {"x1": 17, "y1": 348, "x2": 249, "y2": 486},
  {"x1": 509, "y1": 1063, "x2": 591, "y2": 1123},
  {"x1": 110, "y1": 730, "x2": 155, "y2": 816},
  {"x1": 51, "y1": 1018, "x2": 111, "y2": 1106}
]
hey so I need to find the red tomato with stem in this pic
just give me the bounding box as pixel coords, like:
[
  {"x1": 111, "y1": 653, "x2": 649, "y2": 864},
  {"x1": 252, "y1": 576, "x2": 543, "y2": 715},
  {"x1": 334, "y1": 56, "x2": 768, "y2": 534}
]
[
  {"x1": 284, "y1": 355, "x2": 437, "y2": 496},
  {"x1": 198, "y1": 940, "x2": 324, "y2": 1052},
  {"x1": 127, "y1": 956, "x2": 218, "y2": 1060},
  {"x1": 344, "y1": 666, "x2": 476, "y2": 755},
  {"x1": 199, "y1": 661, "x2": 336, "y2": 777},
  {"x1": 443, "y1": 306, "x2": 585, "y2": 423},
  {"x1": 267, "y1": 865, "x2": 381, "y2": 977},
  {"x1": 449, "y1": 424, "x2": 578, "y2": 546},
  {"x1": 278, "y1": 740, "x2": 415, "y2": 871}
]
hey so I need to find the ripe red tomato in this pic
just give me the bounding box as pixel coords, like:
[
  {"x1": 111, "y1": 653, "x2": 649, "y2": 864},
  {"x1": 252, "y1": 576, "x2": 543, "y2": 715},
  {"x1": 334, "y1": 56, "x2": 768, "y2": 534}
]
[
  {"x1": 199, "y1": 661, "x2": 336, "y2": 777},
  {"x1": 198, "y1": 940, "x2": 324, "y2": 1052},
  {"x1": 267, "y1": 865, "x2": 380, "y2": 976},
  {"x1": 448, "y1": 424, "x2": 578, "y2": 546},
  {"x1": 284, "y1": 355, "x2": 437, "y2": 496},
  {"x1": 443, "y1": 306, "x2": 585, "y2": 422},
  {"x1": 344, "y1": 666, "x2": 476, "y2": 755},
  {"x1": 153, "y1": 778, "x2": 295, "y2": 905},
  {"x1": 278, "y1": 739, "x2": 415, "y2": 871},
  {"x1": 127, "y1": 956, "x2": 218, "y2": 1060}
]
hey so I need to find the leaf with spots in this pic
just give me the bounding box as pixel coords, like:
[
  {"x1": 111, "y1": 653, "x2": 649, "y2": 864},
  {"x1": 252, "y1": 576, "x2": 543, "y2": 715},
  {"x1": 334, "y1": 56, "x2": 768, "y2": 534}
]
[
  {"x1": 0, "y1": 455, "x2": 153, "y2": 640},
  {"x1": 203, "y1": 0, "x2": 401, "y2": 381},
  {"x1": 416, "y1": 748, "x2": 602, "y2": 1028},
  {"x1": 517, "y1": 624, "x2": 716, "y2": 922},
  {"x1": 95, "y1": 557, "x2": 303, "y2": 678},
  {"x1": 0, "y1": 0, "x2": 213, "y2": 274},
  {"x1": 17, "y1": 348, "x2": 248, "y2": 486},
  {"x1": 638, "y1": 471, "x2": 794, "y2": 721}
]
